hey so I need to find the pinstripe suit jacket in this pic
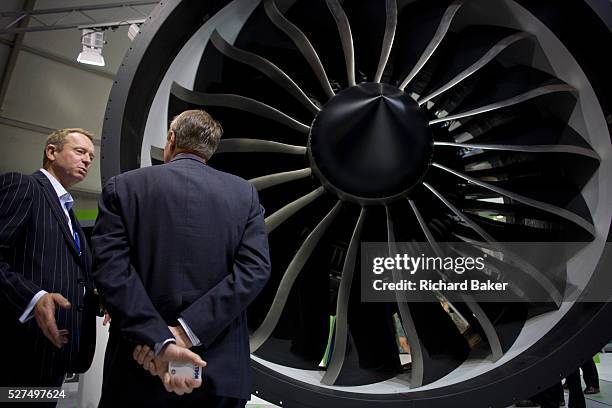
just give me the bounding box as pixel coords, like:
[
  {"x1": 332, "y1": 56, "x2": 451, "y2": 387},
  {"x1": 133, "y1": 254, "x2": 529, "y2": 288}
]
[{"x1": 0, "y1": 171, "x2": 96, "y2": 385}]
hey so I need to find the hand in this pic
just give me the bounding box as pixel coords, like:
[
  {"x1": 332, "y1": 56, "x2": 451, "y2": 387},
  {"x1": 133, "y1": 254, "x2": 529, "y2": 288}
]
[
  {"x1": 399, "y1": 336, "x2": 410, "y2": 353},
  {"x1": 133, "y1": 328, "x2": 193, "y2": 375},
  {"x1": 94, "y1": 288, "x2": 110, "y2": 326},
  {"x1": 102, "y1": 310, "x2": 111, "y2": 326},
  {"x1": 133, "y1": 343, "x2": 206, "y2": 395},
  {"x1": 34, "y1": 293, "x2": 71, "y2": 348},
  {"x1": 169, "y1": 325, "x2": 193, "y2": 349},
  {"x1": 133, "y1": 327, "x2": 191, "y2": 376},
  {"x1": 158, "y1": 343, "x2": 206, "y2": 395},
  {"x1": 133, "y1": 344, "x2": 157, "y2": 375}
]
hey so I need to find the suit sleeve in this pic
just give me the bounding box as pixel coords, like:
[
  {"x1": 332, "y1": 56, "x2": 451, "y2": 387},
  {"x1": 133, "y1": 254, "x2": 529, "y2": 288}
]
[
  {"x1": 91, "y1": 177, "x2": 172, "y2": 346},
  {"x1": 0, "y1": 173, "x2": 43, "y2": 319},
  {"x1": 180, "y1": 184, "x2": 271, "y2": 347}
]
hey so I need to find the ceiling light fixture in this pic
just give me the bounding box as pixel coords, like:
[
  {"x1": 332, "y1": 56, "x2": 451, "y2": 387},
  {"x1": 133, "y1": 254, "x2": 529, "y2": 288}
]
[
  {"x1": 127, "y1": 23, "x2": 140, "y2": 41},
  {"x1": 77, "y1": 28, "x2": 105, "y2": 66}
]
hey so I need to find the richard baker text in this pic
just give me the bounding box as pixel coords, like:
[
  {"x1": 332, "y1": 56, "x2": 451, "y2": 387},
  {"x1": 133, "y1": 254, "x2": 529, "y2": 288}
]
[{"x1": 372, "y1": 279, "x2": 508, "y2": 292}]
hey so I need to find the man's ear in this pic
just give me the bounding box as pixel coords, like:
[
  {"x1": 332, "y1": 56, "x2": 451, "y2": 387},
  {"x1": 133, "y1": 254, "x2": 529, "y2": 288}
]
[
  {"x1": 168, "y1": 130, "x2": 176, "y2": 145},
  {"x1": 45, "y1": 144, "x2": 56, "y2": 162}
]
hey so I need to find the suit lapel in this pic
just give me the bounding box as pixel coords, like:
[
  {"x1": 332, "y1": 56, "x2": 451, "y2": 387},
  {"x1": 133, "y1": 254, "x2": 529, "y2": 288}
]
[{"x1": 32, "y1": 171, "x2": 80, "y2": 257}]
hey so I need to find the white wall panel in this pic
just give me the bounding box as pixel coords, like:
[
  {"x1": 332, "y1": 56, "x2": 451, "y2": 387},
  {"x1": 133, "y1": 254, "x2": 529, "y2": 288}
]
[{"x1": 2, "y1": 51, "x2": 111, "y2": 136}]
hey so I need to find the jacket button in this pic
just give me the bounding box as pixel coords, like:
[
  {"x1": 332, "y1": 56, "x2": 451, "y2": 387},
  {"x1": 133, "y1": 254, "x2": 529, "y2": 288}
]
[
  {"x1": 77, "y1": 305, "x2": 85, "y2": 312},
  {"x1": 77, "y1": 278, "x2": 85, "y2": 285}
]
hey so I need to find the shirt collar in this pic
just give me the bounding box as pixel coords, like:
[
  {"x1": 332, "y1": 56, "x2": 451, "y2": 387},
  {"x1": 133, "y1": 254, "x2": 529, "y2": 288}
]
[
  {"x1": 171, "y1": 153, "x2": 206, "y2": 164},
  {"x1": 40, "y1": 168, "x2": 74, "y2": 210}
]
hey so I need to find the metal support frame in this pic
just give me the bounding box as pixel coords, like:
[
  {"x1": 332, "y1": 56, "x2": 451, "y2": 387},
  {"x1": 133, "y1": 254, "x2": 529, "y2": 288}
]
[
  {"x1": 0, "y1": 0, "x2": 36, "y2": 110},
  {"x1": 0, "y1": 1, "x2": 157, "y2": 35}
]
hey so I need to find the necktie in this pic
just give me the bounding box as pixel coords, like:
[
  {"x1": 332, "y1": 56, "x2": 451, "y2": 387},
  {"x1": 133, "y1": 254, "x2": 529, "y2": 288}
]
[
  {"x1": 73, "y1": 227, "x2": 81, "y2": 256},
  {"x1": 65, "y1": 203, "x2": 81, "y2": 256}
]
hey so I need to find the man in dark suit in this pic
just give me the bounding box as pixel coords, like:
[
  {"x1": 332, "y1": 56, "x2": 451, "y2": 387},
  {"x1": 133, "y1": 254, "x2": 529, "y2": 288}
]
[
  {"x1": 92, "y1": 109, "x2": 271, "y2": 407},
  {"x1": 0, "y1": 128, "x2": 97, "y2": 393}
]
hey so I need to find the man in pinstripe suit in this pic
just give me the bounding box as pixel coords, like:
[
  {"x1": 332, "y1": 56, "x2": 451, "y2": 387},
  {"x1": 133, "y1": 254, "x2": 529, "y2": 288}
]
[{"x1": 0, "y1": 128, "x2": 97, "y2": 393}]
